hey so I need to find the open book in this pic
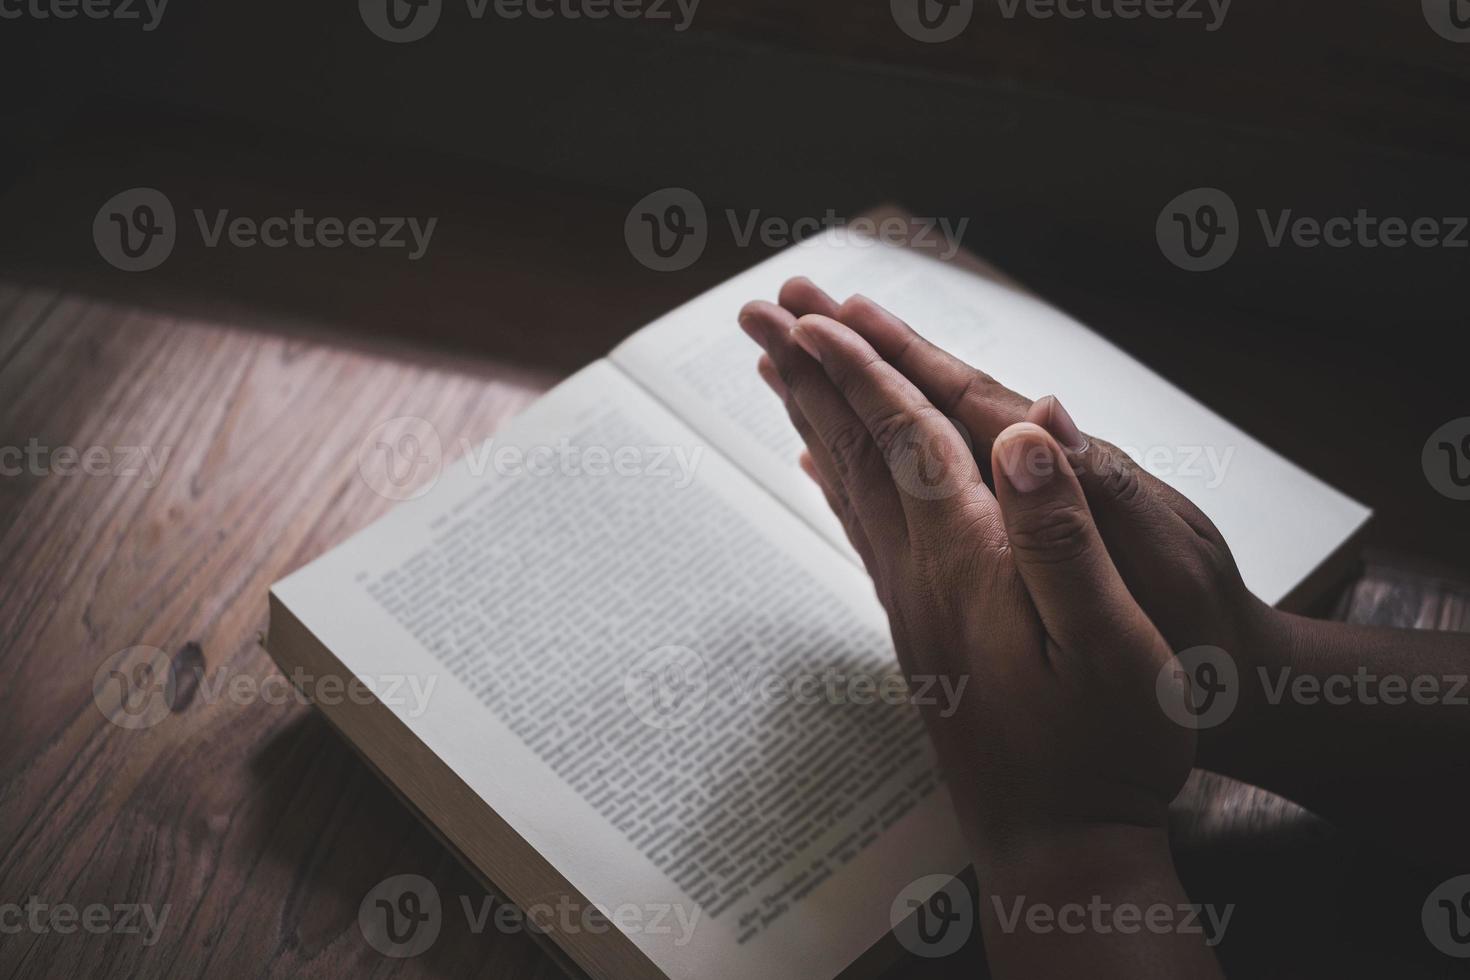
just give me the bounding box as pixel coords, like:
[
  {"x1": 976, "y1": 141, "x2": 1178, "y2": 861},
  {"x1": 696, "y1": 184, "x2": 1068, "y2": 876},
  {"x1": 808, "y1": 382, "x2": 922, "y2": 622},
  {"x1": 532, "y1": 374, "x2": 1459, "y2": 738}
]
[{"x1": 267, "y1": 225, "x2": 1370, "y2": 980}]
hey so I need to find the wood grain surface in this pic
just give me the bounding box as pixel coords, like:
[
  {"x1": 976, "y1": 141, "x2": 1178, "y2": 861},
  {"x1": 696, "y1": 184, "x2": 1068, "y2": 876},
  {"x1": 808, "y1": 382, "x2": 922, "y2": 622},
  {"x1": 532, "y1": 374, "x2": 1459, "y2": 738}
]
[{"x1": 0, "y1": 281, "x2": 1456, "y2": 979}]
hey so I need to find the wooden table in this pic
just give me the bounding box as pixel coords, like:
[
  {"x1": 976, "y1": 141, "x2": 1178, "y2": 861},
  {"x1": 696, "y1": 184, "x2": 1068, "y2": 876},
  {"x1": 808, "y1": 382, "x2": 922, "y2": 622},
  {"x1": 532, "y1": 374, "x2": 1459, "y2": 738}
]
[{"x1": 3, "y1": 271, "x2": 1463, "y2": 979}]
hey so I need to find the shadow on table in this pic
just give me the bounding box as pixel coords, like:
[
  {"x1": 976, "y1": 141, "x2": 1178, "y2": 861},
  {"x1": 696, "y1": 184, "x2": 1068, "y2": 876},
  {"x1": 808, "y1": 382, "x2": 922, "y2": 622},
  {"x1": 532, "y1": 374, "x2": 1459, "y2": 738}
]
[{"x1": 246, "y1": 711, "x2": 565, "y2": 978}]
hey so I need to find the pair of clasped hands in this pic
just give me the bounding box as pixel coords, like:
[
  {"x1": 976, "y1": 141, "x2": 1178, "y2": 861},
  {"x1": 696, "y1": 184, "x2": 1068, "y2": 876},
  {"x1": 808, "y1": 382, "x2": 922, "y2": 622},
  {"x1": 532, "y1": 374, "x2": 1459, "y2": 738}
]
[{"x1": 739, "y1": 279, "x2": 1470, "y2": 978}]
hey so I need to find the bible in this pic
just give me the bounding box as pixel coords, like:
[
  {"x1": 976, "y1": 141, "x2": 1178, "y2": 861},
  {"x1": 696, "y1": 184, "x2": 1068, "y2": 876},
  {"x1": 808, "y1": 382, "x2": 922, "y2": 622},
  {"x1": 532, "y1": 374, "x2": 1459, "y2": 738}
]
[{"x1": 267, "y1": 218, "x2": 1370, "y2": 979}]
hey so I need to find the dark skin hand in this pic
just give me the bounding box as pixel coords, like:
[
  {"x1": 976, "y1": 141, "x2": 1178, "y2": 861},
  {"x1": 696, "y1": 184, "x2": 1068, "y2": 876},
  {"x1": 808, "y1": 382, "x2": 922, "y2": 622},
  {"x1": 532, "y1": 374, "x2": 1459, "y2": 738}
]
[
  {"x1": 739, "y1": 288, "x2": 1223, "y2": 978},
  {"x1": 740, "y1": 277, "x2": 1470, "y2": 977},
  {"x1": 752, "y1": 278, "x2": 1470, "y2": 869}
]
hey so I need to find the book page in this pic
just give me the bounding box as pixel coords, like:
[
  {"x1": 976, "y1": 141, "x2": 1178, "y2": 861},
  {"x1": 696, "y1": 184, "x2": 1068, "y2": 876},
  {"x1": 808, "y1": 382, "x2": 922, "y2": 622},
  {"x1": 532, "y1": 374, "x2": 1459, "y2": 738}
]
[
  {"x1": 272, "y1": 360, "x2": 968, "y2": 980},
  {"x1": 609, "y1": 233, "x2": 1370, "y2": 607}
]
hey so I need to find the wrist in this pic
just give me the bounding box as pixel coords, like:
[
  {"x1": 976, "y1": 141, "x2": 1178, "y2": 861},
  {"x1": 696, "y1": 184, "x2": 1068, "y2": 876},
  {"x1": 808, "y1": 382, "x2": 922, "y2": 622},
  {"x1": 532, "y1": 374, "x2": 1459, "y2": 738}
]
[
  {"x1": 973, "y1": 821, "x2": 1225, "y2": 979},
  {"x1": 1191, "y1": 596, "x2": 1296, "y2": 775}
]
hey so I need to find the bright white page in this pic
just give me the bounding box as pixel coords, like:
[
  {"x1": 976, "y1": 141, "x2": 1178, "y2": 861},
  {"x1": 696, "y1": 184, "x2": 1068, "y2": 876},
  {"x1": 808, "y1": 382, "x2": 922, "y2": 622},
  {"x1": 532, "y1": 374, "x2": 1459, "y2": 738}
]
[
  {"x1": 610, "y1": 234, "x2": 1370, "y2": 606},
  {"x1": 273, "y1": 360, "x2": 967, "y2": 980}
]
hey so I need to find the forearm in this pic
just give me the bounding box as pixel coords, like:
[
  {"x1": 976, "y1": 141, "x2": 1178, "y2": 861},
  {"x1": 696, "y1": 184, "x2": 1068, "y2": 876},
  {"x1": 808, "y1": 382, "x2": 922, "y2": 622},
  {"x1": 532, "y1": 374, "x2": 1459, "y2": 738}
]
[
  {"x1": 975, "y1": 826, "x2": 1226, "y2": 980},
  {"x1": 1207, "y1": 610, "x2": 1470, "y2": 865}
]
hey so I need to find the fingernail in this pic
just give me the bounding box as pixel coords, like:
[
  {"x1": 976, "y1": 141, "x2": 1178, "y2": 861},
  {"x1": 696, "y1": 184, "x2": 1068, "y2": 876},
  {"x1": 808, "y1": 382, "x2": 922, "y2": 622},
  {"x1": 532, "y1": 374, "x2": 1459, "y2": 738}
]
[
  {"x1": 1040, "y1": 396, "x2": 1089, "y2": 454},
  {"x1": 791, "y1": 322, "x2": 822, "y2": 361},
  {"x1": 998, "y1": 429, "x2": 1055, "y2": 493}
]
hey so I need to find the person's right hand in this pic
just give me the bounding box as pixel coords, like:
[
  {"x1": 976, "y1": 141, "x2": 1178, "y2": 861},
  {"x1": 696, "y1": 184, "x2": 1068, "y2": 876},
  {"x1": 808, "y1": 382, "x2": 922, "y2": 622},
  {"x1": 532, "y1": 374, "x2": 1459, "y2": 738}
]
[
  {"x1": 738, "y1": 301, "x2": 1225, "y2": 978},
  {"x1": 766, "y1": 278, "x2": 1287, "y2": 771},
  {"x1": 738, "y1": 299, "x2": 1196, "y2": 845}
]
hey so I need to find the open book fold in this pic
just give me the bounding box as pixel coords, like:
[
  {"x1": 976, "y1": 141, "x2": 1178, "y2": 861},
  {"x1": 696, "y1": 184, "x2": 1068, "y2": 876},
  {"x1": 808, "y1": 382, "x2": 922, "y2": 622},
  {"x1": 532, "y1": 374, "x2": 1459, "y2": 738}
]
[{"x1": 267, "y1": 215, "x2": 1371, "y2": 980}]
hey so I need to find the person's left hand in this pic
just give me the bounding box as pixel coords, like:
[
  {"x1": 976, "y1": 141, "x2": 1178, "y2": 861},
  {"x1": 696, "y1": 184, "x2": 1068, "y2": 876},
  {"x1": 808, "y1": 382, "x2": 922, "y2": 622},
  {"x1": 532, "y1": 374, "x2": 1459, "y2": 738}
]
[
  {"x1": 751, "y1": 278, "x2": 1284, "y2": 776},
  {"x1": 737, "y1": 300, "x2": 1196, "y2": 854}
]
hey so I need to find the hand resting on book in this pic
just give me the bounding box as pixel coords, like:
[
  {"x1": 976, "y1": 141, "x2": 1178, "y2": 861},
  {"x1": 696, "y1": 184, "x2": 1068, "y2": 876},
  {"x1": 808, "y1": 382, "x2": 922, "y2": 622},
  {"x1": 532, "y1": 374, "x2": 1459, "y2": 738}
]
[
  {"x1": 740, "y1": 277, "x2": 1470, "y2": 978},
  {"x1": 738, "y1": 292, "x2": 1224, "y2": 979}
]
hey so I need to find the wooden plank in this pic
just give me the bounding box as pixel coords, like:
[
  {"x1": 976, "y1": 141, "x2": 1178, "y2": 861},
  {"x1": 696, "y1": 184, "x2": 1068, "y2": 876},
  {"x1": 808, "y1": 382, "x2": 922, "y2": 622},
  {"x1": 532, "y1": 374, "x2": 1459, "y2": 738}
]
[{"x1": 0, "y1": 290, "x2": 555, "y2": 978}]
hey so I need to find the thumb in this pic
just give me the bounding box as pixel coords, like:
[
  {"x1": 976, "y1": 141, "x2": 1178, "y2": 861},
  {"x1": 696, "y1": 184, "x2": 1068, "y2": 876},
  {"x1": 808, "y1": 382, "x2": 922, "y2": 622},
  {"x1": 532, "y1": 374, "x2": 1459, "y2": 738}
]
[{"x1": 990, "y1": 422, "x2": 1156, "y2": 654}]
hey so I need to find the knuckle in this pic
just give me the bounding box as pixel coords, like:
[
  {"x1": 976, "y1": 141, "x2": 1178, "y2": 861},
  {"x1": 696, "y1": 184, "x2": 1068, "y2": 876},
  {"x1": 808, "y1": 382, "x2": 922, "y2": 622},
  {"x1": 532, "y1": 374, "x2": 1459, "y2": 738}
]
[
  {"x1": 1007, "y1": 500, "x2": 1095, "y2": 565},
  {"x1": 910, "y1": 506, "x2": 1004, "y2": 591},
  {"x1": 837, "y1": 294, "x2": 874, "y2": 319},
  {"x1": 1098, "y1": 448, "x2": 1146, "y2": 505},
  {"x1": 939, "y1": 370, "x2": 988, "y2": 416}
]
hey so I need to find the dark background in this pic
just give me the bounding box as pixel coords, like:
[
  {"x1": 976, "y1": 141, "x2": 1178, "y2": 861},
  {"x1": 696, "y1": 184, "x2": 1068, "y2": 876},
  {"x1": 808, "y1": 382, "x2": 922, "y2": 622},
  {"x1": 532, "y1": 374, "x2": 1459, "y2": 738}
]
[{"x1": 2, "y1": 0, "x2": 1466, "y2": 567}]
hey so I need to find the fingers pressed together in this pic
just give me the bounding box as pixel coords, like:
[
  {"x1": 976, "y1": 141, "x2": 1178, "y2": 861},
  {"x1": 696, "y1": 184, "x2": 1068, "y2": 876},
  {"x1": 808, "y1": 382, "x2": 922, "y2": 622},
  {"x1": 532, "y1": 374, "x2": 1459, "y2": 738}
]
[{"x1": 739, "y1": 278, "x2": 1157, "y2": 655}]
